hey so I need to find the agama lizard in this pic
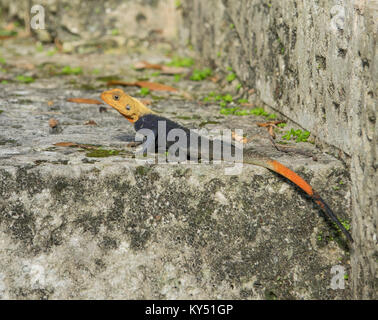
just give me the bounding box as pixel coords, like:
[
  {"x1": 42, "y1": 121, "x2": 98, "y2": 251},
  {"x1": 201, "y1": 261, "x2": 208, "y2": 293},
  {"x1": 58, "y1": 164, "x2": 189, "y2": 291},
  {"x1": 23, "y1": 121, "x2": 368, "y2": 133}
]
[{"x1": 101, "y1": 88, "x2": 353, "y2": 243}]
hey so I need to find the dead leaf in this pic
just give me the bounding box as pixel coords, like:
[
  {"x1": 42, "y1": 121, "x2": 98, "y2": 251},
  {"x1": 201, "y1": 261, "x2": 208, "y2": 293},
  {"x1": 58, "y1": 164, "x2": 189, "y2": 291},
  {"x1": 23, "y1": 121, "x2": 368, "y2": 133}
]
[
  {"x1": 257, "y1": 121, "x2": 285, "y2": 127},
  {"x1": 54, "y1": 142, "x2": 77, "y2": 147},
  {"x1": 47, "y1": 100, "x2": 54, "y2": 106},
  {"x1": 160, "y1": 66, "x2": 188, "y2": 75},
  {"x1": 49, "y1": 118, "x2": 59, "y2": 128},
  {"x1": 210, "y1": 76, "x2": 219, "y2": 83},
  {"x1": 257, "y1": 121, "x2": 286, "y2": 140},
  {"x1": 107, "y1": 80, "x2": 138, "y2": 87},
  {"x1": 13, "y1": 61, "x2": 35, "y2": 70},
  {"x1": 134, "y1": 61, "x2": 188, "y2": 75},
  {"x1": 232, "y1": 132, "x2": 248, "y2": 144},
  {"x1": 53, "y1": 142, "x2": 97, "y2": 150},
  {"x1": 107, "y1": 80, "x2": 178, "y2": 92},
  {"x1": 54, "y1": 37, "x2": 63, "y2": 52},
  {"x1": 0, "y1": 25, "x2": 18, "y2": 40},
  {"x1": 248, "y1": 88, "x2": 256, "y2": 95},
  {"x1": 0, "y1": 35, "x2": 14, "y2": 40},
  {"x1": 241, "y1": 103, "x2": 255, "y2": 108},
  {"x1": 67, "y1": 98, "x2": 103, "y2": 104},
  {"x1": 84, "y1": 120, "x2": 97, "y2": 125},
  {"x1": 134, "y1": 61, "x2": 162, "y2": 70},
  {"x1": 76, "y1": 144, "x2": 97, "y2": 150},
  {"x1": 151, "y1": 29, "x2": 163, "y2": 34},
  {"x1": 4, "y1": 22, "x2": 16, "y2": 31},
  {"x1": 268, "y1": 126, "x2": 276, "y2": 139},
  {"x1": 134, "y1": 61, "x2": 189, "y2": 74},
  {"x1": 136, "y1": 81, "x2": 178, "y2": 92}
]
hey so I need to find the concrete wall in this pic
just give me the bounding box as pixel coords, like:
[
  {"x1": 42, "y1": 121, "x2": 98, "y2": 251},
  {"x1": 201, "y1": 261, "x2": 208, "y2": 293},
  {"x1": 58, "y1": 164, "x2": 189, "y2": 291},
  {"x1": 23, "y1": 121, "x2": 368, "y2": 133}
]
[
  {"x1": 0, "y1": 0, "x2": 375, "y2": 299},
  {"x1": 181, "y1": 0, "x2": 377, "y2": 298}
]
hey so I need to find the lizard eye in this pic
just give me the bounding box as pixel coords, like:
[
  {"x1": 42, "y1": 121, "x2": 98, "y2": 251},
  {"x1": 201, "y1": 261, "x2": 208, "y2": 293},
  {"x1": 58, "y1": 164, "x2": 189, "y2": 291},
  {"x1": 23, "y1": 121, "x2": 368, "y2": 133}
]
[
  {"x1": 126, "y1": 105, "x2": 131, "y2": 110},
  {"x1": 113, "y1": 95, "x2": 120, "y2": 101}
]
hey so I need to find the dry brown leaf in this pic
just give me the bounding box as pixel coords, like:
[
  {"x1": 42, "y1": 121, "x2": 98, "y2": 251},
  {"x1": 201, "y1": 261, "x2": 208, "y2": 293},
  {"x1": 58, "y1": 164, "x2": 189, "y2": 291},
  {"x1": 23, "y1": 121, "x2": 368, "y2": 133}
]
[
  {"x1": 53, "y1": 142, "x2": 97, "y2": 150},
  {"x1": 160, "y1": 66, "x2": 188, "y2": 75},
  {"x1": 232, "y1": 132, "x2": 248, "y2": 144},
  {"x1": 47, "y1": 100, "x2": 54, "y2": 106},
  {"x1": 257, "y1": 121, "x2": 286, "y2": 140},
  {"x1": 0, "y1": 24, "x2": 17, "y2": 40},
  {"x1": 210, "y1": 76, "x2": 219, "y2": 83},
  {"x1": 0, "y1": 36, "x2": 15, "y2": 40},
  {"x1": 151, "y1": 28, "x2": 163, "y2": 34},
  {"x1": 67, "y1": 98, "x2": 103, "y2": 105},
  {"x1": 107, "y1": 80, "x2": 178, "y2": 92},
  {"x1": 54, "y1": 142, "x2": 77, "y2": 147},
  {"x1": 76, "y1": 144, "x2": 97, "y2": 150},
  {"x1": 136, "y1": 81, "x2": 178, "y2": 92},
  {"x1": 257, "y1": 121, "x2": 285, "y2": 127},
  {"x1": 4, "y1": 22, "x2": 16, "y2": 31},
  {"x1": 0, "y1": 35, "x2": 14, "y2": 40},
  {"x1": 84, "y1": 120, "x2": 97, "y2": 125},
  {"x1": 54, "y1": 37, "x2": 63, "y2": 52},
  {"x1": 134, "y1": 61, "x2": 187, "y2": 74},
  {"x1": 49, "y1": 118, "x2": 59, "y2": 128},
  {"x1": 14, "y1": 61, "x2": 35, "y2": 70},
  {"x1": 134, "y1": 61, "x2": 162, "y2": 70},
  {"x1": 241, "y1": 103, "x2": 255, "y2": 108},
  {"x1": 268, "y1": 125, "x2": 276, "y2": 139},
  {"x1": 107, "y1": 80, "x2": 138, "y2": 87}
]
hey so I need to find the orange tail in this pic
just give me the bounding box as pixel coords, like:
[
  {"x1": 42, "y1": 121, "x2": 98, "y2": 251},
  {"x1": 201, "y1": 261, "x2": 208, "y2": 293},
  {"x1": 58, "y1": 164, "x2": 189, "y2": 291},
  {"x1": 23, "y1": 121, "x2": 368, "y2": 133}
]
[{"x1": 246, "y1": 158, "x2": 353, "y2": 242}]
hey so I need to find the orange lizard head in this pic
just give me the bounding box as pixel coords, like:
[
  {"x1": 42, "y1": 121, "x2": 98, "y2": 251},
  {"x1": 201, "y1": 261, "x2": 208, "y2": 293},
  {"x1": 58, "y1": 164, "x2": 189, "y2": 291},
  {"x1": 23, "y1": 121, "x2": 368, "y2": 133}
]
[{"x1": 100, "y1": 88, "x2": 153, "y2": 123}]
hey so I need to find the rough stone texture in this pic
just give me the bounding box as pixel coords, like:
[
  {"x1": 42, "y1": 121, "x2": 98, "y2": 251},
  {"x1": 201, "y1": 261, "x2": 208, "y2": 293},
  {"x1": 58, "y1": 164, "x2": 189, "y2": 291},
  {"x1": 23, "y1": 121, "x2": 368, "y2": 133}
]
[
  {"x1": 181, "y1": 0, "x2": 377, "y2": 299},
  {"x1": 0, "y1": 0, "x2": 180, "y2": 44},
  {"x1": 0, "y1": 88, "x2": 352, "y2": 300},
  {"x1": 0, "y1": 36, "x2": 353, "y2": 299}
]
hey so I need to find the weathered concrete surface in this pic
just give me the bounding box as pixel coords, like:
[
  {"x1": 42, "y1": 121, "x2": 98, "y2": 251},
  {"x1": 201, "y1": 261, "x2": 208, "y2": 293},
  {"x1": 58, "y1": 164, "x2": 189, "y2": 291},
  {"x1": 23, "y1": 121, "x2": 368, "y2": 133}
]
[
  {"x1": 0, "y1": 37, "x2": 353, "y2": 299},
  {"x1": 0, "y1": 88, "x2": 352, "y2": 299},
  {"x1": 181, "y1": 0, "x2": 377, "y2": 299}
]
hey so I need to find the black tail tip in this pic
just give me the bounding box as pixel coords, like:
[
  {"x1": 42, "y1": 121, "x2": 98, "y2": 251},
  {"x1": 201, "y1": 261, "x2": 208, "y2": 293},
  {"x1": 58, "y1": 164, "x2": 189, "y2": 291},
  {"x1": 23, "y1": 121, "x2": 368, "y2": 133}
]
[{"x1": 313, "y1": 194, "x2": 354, "y2": 243}]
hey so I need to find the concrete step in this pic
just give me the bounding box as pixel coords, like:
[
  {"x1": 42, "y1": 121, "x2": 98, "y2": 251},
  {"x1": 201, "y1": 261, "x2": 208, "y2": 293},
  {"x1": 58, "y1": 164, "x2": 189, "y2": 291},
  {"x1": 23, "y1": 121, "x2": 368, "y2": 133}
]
[{"x1": 0, "y1": 87, "x2": 352, "y2": 299}]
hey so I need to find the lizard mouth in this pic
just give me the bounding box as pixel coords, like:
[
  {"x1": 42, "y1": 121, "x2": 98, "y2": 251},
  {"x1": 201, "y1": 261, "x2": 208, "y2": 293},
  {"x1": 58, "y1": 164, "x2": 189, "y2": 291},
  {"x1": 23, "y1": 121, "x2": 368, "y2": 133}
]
[{"x1": 121, "y1": 113, "x2": 136, "y2": 123}]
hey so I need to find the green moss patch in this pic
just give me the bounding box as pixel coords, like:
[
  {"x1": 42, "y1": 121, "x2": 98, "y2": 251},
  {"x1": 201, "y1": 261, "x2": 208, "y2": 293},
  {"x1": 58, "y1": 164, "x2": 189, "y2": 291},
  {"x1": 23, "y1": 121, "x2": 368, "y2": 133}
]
[
  {"x1": 199, "y1": 120, "x2": 220, "y2": 128},
  {"x1": 96, "y1": 75, "x2": 121, "y2": 82},
  {"x1": 16, "y1": 75, "x2": 34, "y2": 83},
  {"x1": 190, "y1": 68, "x2": 212, "y2": 81},
  {"x1": 60, "y1": 66, "x2": 83, "y2": 75},
  {"x1": 167, "y1": 56, "x2": 194, "y2": 68},
  {"x1": 85, "y1": 149, "x2": 121, "y2": 158},
  {"x1": 282, "y1": 129, "x2": 310, "y2": 143}
]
